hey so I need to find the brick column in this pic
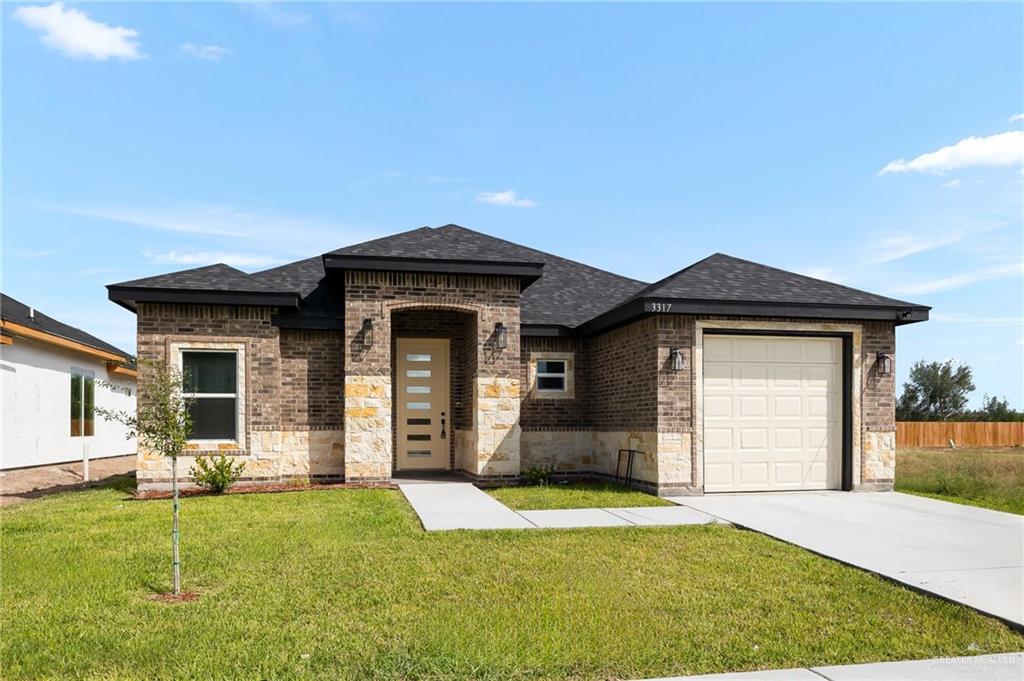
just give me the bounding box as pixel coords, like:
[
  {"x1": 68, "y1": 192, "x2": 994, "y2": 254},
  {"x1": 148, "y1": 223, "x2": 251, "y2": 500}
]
[
  {"x1": 343, "y1": 299, "x2": 392, "y2": 482},
  {"x1": 468, "y1": 307, "x2": 521, "y2": 478}
]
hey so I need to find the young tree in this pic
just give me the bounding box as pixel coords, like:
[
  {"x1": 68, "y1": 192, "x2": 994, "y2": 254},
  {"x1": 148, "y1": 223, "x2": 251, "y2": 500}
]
[
  {"x1": 99, "y1": 359, "x2": 192, "y2": 595},
  {"x1": 896, "y1": 359, "x2": 975, "y2": 421}
]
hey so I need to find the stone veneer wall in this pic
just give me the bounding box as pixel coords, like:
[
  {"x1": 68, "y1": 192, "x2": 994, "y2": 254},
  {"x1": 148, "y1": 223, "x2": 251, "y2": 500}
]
[
  {"x1": 135, "y1": 304, "x2": 344, "y2": 488},
  {"x1": 342, "y1": 271, "x2": 521, "y2": 481}
]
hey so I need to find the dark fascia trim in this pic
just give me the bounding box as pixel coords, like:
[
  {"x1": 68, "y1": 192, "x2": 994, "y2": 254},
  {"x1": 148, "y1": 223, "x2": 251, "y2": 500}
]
[
  {"x1": 578, "y1": 297, "x2": 931, "y2": 336},
  {"x1": 270, "y1": 314, "x2": 344, "y2": 330},
  {"x1": 107, "y1": 286, "x2": 301, "y2": 313},
  {"x1": 322, "y1": 254, "x2": 545, "y2": 291},
  {"x1": 520, "y1": 323, "x2": 578, "y2": 337}
]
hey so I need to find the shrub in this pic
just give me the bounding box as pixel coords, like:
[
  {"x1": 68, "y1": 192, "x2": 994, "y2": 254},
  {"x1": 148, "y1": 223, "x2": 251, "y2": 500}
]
[
  {"x1": 189, "y1": 455, "x2": 246, "y2": 493},
  {"x1": 521, "y1": 464, "x2": 556, "y2": 486}
]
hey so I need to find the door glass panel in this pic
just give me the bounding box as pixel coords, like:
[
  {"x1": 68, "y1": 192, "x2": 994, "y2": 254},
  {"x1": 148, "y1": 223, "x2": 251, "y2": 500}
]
[
  {"x1": 406, "y1": 386, "x2": 431, "y2": 394},
  {"x1": 406, "y1": 354, "x2": 431, "y2": 362},
  {"x1": 407, "y1": 450, "x2": 432, "y2": 458},
  {"x1": 406, "y1": 370, "x2": 431, "y2": 378},
  {"x1": 407, "y1": 418, "x2": 431, "y2": 425},
  {"x1": 407, "y1": 402, "x2": 431, "y2": 410},
  {"x1": 408, "y1": 434, "x2": 431, "y2": 441}
]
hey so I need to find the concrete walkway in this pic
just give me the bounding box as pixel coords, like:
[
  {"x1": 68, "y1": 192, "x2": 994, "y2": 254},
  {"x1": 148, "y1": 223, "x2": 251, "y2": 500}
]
[
  {"x1": 397, "y1": 480, "x2": 717, "y2": 531},
  {"x1": 669, "y1": 492, "x2": 1024, "y2": 627},
  {"x1": 642, "y1": 652, "x2": 1024, "y2": 680}
]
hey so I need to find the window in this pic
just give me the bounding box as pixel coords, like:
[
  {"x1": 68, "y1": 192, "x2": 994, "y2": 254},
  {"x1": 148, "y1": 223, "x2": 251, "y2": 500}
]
[
  {"x1": 536, "y1": 360, "x2": 567, "y2": 392},
  {"x1": 182, "y1": 351, "x2": 237, "y2": 440},
  {"x1": 70, "y1": 368, "x2": 95, "y2": 437}
]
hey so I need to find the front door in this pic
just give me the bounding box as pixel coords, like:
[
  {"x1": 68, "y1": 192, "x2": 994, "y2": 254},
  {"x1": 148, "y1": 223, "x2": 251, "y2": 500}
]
[{"x1": 396, "y1": 338, "x2": 450, "y2": 470}]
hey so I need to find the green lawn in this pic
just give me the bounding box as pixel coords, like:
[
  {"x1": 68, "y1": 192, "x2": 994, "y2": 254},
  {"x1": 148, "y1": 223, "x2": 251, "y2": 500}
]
[
  {"x1": 897, "y1": 447, "x2": 1024, "y2": 515},
  {"x1": 487, "y1": 480, "x2": 674, "y2": 510},
  {"x1": 2, "y1": 483, "x2": 1022, "y2": 680}
]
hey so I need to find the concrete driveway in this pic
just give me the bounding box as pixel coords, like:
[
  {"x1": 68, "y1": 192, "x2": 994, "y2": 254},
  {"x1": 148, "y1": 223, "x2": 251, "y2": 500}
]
[{"x1": 670, "y1": 492, "x2": 1023, "y2": 627}]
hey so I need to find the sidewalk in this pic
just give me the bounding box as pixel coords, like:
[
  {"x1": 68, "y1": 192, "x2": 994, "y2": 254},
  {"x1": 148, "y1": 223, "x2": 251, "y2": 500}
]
[
  {"x1": 641, "y1": 652, "x2": 1024, "y2": 680},
  {"x1": 397, "y1": 480, "x2": 717, "y2": 531}
]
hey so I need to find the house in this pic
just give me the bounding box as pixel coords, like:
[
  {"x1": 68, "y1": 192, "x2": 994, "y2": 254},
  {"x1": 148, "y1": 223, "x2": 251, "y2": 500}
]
[
  {"x1": 108, "y1": 224, "x2": 928, "y2": 494},
  {"x1": 1, "y1": 294, "x2": 137, "y2": 470}
]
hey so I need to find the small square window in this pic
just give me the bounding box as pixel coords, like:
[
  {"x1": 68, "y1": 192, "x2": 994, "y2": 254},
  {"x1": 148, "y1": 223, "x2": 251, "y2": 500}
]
[{"x1": 534, "y1": 355, "x2": 570, "y2": 396}]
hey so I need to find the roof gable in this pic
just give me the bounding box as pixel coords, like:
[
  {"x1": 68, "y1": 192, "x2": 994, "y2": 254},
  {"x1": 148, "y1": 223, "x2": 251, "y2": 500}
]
[
  {"x1": 114, "y1": 263, "x2": 279, "y2": 293},
  {"x1": 635, "y1": 253, "x2": 921, "y2": 308}
]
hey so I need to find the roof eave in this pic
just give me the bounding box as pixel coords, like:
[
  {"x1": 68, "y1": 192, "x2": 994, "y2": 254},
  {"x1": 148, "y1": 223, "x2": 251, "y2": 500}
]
[
  {"x1": 107, "y1": 285, "x2": 301, "y2": 312},
  {"x1": 578, "y1": 297, "x2": 931, "y2": 336},
  {"x1": 322, "y1": 254, "x2": 545, "y2": 291}
]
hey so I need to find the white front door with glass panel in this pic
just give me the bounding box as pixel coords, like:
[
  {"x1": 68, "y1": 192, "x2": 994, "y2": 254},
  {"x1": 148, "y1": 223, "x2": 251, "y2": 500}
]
[{"x1": 396, "y1": 338, "x2": 450, "y2": 470}]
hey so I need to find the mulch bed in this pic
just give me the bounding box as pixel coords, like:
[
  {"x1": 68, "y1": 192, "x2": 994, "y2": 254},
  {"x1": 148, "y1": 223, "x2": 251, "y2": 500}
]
[{"x1": 134, "y1": 480, "x2": 397, "y2": 501}]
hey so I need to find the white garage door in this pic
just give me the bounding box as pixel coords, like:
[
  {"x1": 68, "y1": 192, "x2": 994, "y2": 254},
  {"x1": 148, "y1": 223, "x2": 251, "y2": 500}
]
[{"x1": 703, "y1": 335, "x2": 842, "y2": 492}]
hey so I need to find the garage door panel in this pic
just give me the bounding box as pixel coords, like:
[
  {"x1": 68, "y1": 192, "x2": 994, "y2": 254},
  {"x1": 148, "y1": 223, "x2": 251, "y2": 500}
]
[{"x1": 704, "y1": 335, "x2": 842, "y2": 493}]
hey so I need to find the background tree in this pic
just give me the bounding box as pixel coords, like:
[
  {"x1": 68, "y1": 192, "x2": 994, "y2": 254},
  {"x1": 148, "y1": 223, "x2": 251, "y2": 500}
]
[
  {"x1": 969, "y1": 395, "x2": 1024, "y2": 422},
  {"x1": 896, "y1": 360, "x2": 975, "y2": 421},
  {"x1": 99, "y1": 359, "x2": 192, "y2": 595}
]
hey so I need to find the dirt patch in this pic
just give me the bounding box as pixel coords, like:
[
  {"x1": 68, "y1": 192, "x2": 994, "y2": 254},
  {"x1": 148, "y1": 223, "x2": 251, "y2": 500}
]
[
  {"x1": 134, "y1": 480, "x2": 397, "y2": 500},
  {"x1": 146, "y1": 591, "x2": 200, "y2": 604}
]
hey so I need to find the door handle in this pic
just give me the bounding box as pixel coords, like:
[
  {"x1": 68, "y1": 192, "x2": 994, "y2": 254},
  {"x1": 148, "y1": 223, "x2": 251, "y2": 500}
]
[{"x1": 440, "y1": 411, "x2": 446, "y2": 440}]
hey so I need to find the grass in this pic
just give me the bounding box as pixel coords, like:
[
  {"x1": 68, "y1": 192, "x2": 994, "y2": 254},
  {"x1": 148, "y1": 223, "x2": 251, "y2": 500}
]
[
  {"x1": 486, "y1": 480, "x2": 674, "y2": 510},
  {"x1": 2, "y1": 487, "x2": 1022, "y2": 680},
  {"x1": 896, "y1": 447, "x2": 1024, "y2": 515}
]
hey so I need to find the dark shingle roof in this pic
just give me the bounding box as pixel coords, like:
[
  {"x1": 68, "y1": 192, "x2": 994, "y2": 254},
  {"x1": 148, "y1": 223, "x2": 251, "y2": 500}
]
[
  {"x1": 113, "y1": 263, "x2": 280, "y2": 293},
  {"x1": 299, "y1": 224, "x2": 645, "y2": 328},
  {"x1": 2, "y1": 293, "x2": 131, "y2": 359},
  {"x1": 633, "y1": 253, "x2": 921, "y2": 308}
]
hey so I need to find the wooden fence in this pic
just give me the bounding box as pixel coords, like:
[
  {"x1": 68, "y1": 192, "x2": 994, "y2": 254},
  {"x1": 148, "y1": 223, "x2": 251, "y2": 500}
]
[{"x1": 896, "y1": 422, "x2": 1024, "y2": 448}]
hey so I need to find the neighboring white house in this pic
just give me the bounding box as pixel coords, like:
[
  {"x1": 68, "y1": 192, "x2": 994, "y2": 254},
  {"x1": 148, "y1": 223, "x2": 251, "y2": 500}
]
[{"x1": 1, "y1": 293, "x2": 136, "y2": 469}]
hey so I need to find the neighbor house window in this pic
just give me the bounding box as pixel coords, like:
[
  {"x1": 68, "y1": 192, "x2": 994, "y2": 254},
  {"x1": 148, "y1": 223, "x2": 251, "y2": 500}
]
[
  {"x1": 70, "y1": 368, "x2": 95, "y2": 437},
  {"x1": 530, "y1": 352, "x2": 574, "y2": 399},
  {"x1": 182, "y1": 351, "x2": 238, "y2": 441}
]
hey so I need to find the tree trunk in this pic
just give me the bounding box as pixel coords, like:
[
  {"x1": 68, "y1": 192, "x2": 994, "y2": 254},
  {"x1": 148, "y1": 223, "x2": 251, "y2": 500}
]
[{"x1": 171, "y1": 455, "x2": 181, "y2": 595}]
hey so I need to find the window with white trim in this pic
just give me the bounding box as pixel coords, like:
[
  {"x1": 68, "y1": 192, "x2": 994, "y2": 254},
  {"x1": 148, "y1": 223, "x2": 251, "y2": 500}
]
[
  {"x1": 182, "y1": 350, "x2": 238, "y2": 441},
  {"x1": 536, "y1": 359, "x2": 567, "y2": 393}
]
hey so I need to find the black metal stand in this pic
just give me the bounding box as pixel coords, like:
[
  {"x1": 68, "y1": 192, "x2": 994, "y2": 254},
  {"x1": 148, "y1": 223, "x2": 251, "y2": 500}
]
[{"x1": 615, "y1": 449, "x2": 640, "y2": 487}]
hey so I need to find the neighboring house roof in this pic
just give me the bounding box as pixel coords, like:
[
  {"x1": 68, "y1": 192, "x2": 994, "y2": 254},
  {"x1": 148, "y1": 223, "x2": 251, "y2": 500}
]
[
  {"x1": 1, "y1": 293, "x2": 133, "y2": 362},
  {"x1": 107, "y1": 224, "x2": 929, "y2": 332}
]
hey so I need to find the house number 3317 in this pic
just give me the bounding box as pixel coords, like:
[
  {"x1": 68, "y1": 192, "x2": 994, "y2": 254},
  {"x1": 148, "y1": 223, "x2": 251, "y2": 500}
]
[{"x1": 647, "y1": 302, "x2": 673, "y2": 312}]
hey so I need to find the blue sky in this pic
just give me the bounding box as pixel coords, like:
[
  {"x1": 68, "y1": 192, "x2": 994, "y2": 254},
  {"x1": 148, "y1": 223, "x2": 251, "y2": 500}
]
[{"x1": 4, "y1": 2, "x2": 1022, "y2": 406}]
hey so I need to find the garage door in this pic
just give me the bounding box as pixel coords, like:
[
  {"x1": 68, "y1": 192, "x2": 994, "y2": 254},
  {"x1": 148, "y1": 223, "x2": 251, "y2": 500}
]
[{"x1": 703, "y1": 335, "x2": 842, "y2": 492}]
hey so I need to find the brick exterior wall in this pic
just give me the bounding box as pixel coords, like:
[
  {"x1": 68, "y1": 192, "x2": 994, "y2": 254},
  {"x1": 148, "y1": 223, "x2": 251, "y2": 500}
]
[
  {"x1": 132, "y1": 292, "x2": 900, "y2": 493},
  {"x1": 519, "y1": 336, "x2": 589, "y2": 430}
]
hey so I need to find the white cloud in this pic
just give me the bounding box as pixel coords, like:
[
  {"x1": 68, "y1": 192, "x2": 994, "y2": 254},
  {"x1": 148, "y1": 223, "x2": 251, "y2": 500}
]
[
  {"x1": 476, "y1": 190, "x2": 538, "y2": 208},
  {"x1": 930, "y1": 313, "x2": 1024, "y2": 327},
  {"x1": 234, "y1": 2, "x2": 310, "y2": 29},
  {"x1": 880, "y1": 131, "x2": 1024, "y2": 175},
  {"x1": 179, "y1": 43, "x2": 230, "y2": 62},
  {"x1": 943, "y1": 178, "x2": 960, "y2": 189},
  {"x1": 13, "y1": 2, "x2": 144, "y2": 61},
  {"x1": 890, "y1": 261, "x2": 1024, "y2": 295},
  {"x1": 860, "y1": 222, "x2": 1003, "y2": 267},
  {"x1": 42, "y1": 201, "x2": 382, "y2": 256},
  {"x1": 146, "y1": 251, "x2": 281, "y2": 268},
  {"x1": 1010, "y1": 114, "x2": 1024, "y2": 122}
]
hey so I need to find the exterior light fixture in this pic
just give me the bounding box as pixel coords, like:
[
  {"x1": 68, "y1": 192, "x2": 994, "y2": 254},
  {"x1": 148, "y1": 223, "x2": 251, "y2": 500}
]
[
  {"x1": 898, "y1": 310, "x2": 914, "y2": 320},
  {"x1": 494, "y1": 322, "x2": 508, "y2": 350},
  {"x1": 669, "y1": 347, "x2": 684, "y2": 372},
  {"x1": 361, "y1": 318, "x2": 374, "y2": 349},
  {"x1": 876, "y1": 352, "x2": 893, "y2": 376}
]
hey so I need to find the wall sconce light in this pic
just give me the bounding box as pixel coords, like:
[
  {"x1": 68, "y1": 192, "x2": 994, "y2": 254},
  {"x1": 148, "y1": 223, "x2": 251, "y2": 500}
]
[
  {"x1": 361, "y1": 318, "x2": 374, "y2": 349},
  {"x1": 876, "y1": 352, "x2": 893, "y2": 376},
  {"x1": 494, "y1": 322, "x2": 508, "y2": 350},
  {"x1": 669, "y1": 347, "x2": 684, "y2": 372}
]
